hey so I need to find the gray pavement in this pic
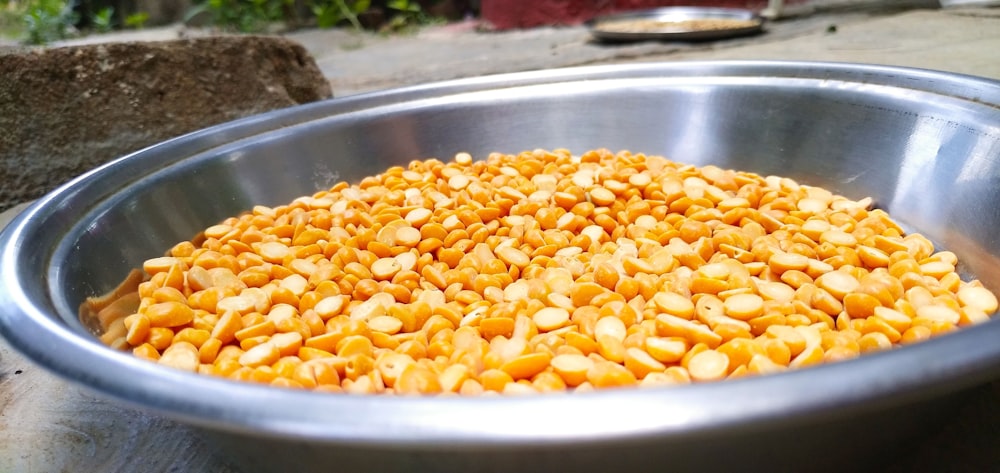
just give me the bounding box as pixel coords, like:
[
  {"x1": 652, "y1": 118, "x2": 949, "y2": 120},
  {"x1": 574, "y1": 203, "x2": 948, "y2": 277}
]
[
  {"x1": 34, "y1": 0, "x2": 998, "y2": 97},
  {"x1": 654, "y1": 7, "x2": 1000, "y2": 77},
  {"x1": 278, "y1": 1, "x2": 999, "y2": 95}
]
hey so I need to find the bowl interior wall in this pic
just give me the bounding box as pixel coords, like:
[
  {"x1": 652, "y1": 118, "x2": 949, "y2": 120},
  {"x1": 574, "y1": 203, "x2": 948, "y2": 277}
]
[{"x1": 53, "y1": 76, "x2": 1000, "y2": 324}]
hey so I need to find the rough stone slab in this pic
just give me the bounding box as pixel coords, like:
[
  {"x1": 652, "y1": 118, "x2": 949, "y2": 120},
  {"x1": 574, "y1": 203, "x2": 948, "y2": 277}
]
[{"x1": 0, "y1": 36, "x2": 332, "y2": 212}]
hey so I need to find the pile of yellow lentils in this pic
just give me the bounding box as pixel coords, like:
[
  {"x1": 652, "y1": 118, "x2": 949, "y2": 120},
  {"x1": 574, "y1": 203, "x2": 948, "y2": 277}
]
[{"x1": 87, "y1": 148, "x2": 998, "y2": 395}]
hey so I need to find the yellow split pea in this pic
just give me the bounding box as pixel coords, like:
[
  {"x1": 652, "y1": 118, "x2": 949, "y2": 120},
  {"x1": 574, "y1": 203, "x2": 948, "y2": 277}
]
[{"x1": 87, "y1": 148, "x2": 999, "y2": 395}]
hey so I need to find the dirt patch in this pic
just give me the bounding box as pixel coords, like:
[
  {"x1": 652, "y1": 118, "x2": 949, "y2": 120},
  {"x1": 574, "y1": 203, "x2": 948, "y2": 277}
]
[{"x1": 0, "y1": 35, "x2": 332, "y2": 212}]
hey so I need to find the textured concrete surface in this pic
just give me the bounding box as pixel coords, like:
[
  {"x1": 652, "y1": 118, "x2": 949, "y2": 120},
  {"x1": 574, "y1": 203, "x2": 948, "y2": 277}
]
[
  {"x1": 652, "y1": 7, "x2": 1000, "y2": 78},
  {"x1": 2, "y1": 3, "x2": 999, "y2": 472},
  {"x1": 288, "y1": 0, "x2": 977, "y2": 96},
  {"x1": 0, "y1": 35, "x2": 332, "y2": 212},
  {"x1": 288, "y1": 8, "x2": 878, "y2": 95}
]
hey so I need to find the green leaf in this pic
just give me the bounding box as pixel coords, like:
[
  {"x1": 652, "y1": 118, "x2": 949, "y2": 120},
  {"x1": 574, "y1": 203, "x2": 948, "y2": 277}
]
[
  {"x1": 92, "y1": 6, "x2": 114, "y2": 33},
  {"x1": 390, "y1": 0, "x2": 421, "y2": 12},
  {"x1": 124, "y1": 11, "x2": 149, "y2": 28},
  {"x1": 352, "y1": 0, "x2": 371, "y2": 14}
]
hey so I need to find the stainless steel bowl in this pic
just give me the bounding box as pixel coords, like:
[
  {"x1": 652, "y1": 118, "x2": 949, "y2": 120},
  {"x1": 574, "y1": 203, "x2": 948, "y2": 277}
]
[{"x1": 2, "y1": 62, "x2": 1000, "y2": 473}]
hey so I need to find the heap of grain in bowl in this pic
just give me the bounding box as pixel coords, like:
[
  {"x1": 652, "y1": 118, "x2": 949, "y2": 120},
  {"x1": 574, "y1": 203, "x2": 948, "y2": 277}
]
[{"x1": 87, "y1": 148, "x2": 999, "y2": 395}]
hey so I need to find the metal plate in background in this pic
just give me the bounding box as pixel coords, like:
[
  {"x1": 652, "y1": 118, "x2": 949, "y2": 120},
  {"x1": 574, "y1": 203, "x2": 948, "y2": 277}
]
[{"x1": 588, "y1": 7, "x2": 765, "y2": 42}]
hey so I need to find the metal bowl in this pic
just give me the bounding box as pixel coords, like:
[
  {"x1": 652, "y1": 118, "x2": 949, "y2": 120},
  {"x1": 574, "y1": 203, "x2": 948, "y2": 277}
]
[{"x1": 2, "y1": 62, "x2": 1000, "y2": 473}]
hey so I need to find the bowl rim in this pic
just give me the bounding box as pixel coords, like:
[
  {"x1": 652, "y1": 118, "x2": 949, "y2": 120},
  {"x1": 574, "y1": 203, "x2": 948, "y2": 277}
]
[{"x1": 2, "y1": 60, "x2": 1000, "y2": 447}]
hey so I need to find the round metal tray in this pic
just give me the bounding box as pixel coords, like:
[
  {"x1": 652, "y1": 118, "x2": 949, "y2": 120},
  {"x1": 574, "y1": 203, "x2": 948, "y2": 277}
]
[{"x1": 588, "y1": 7, "x2": 765, "y2": 42}]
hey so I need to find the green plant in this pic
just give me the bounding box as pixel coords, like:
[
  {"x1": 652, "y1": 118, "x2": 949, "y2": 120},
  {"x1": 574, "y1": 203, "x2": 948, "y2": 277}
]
[
  {"x1": 312, "y1": 0, "x2": 368, "y2": 30},
  {"x1": 387, "y1": 0, "x2": 419, "y2": 16},
  {"x1": 205, "y1": 0, "x2": 290, "y2": 32},
  {"x1": 22, "y1": 0, "x2": 78, "y2": 44},
  {"x1": 0, "y1": 1, "x2": 26, "y2": 38},
  {"x1": 123, "y1": 11, "x2": 148, "y2": 28},
  {"x1": 190, "y1": 0, "x2": 444, "y2": 35},
  {"x1": 91, "y1": 6, "x2": 112, "y2": 33},
  {"x1": 381, "y1": 0, "x2": 441, "y2": 33}
]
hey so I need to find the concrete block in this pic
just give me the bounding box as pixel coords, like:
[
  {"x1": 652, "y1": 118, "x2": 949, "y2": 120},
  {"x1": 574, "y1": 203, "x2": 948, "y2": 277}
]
[{"x1": 0, "y1": 36, "x2": 332, "y2": 212}]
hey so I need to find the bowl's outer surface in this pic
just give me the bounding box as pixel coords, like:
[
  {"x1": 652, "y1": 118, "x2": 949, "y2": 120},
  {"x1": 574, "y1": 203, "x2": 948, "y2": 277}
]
[{"x1": 2, "y1": 61, "x2": 1000, "y2": 472}]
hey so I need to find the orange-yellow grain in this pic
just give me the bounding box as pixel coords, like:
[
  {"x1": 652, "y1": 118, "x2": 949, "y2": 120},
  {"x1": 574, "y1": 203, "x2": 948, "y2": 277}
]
[{"x1": 92, "y1": 148, "x2": 996, "y2": 396}]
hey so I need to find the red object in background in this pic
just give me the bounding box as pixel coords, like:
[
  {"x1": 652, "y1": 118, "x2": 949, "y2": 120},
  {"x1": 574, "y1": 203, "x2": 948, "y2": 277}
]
[
  {"x1": 480, "y1": 0, "x2": 615, "y2": 31},
  {"x1": 480, "y1": 0, "x2": 799, "y2": 30}
]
